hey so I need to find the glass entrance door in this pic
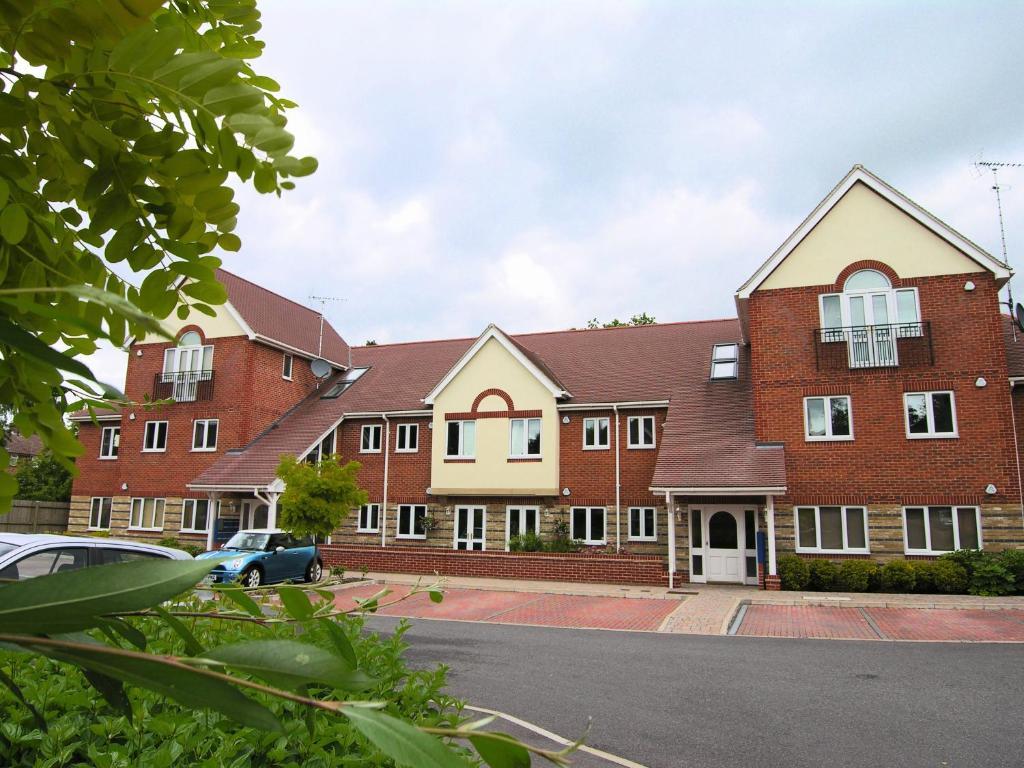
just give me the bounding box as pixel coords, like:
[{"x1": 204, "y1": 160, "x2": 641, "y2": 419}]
[
  {"x1": 506, "y1": 506, "x2": 539, "y2": 549},
  {"x1": 847, "y1": 292, "x2": 897, "y2": 367},
  {"x1": 454, "y1": 506, "x2": 486, "y2": 551}
]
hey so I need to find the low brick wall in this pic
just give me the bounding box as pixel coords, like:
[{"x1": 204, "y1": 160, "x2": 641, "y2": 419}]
[{"x1": 320, "y1": 545, "x2": 669, "y2": 586}]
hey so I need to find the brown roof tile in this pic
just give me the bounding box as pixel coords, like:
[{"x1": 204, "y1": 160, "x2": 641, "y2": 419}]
[
  {"x1": 1004, "y1": 315, "x2": 1024, "y2": 377},
  {"x1": 5, "y1": 432, "x2": 42, "y2": 458}
]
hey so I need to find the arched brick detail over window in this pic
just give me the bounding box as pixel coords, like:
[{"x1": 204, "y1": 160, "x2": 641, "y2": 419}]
[
  {"x1": 833, "y1": 260, "x2": 903, "y2": 291},
  {"x1": 175, "y1": 325, "x2": 207, "y2": 344},
  {"x1": 472, "y1": 388, "x2": 514, "y2": 412}
]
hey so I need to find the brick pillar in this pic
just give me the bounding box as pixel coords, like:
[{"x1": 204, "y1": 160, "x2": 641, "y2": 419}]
[{"x1": 764, "y1": 574, "x2": 781, "y2": 591}]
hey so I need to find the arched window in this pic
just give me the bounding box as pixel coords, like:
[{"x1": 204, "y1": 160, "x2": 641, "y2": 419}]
[
  {"x1": 819, "y1": 269, "x2": 921, "y2": 367},
  {"x1": 161, "y1": 330, "x2": 214, "y2": 401}
]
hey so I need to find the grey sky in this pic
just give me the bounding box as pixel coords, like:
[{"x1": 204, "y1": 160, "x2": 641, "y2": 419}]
[{"x1": 92, "y1": 0, "x2": 1024, "y2": 386}]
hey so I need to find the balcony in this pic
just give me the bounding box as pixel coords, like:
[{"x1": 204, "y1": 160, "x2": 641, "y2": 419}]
[
  {"x1": 812, "y1": 322, "x2": 933, "y2": 370},
  {"x1": 153, "y1": 370, "x2": 215, "y2": 402}
]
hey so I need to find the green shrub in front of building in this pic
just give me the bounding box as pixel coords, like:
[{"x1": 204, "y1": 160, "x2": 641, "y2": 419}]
[
  {"x1": 807, "y1": 558, "x2": 838, "y2": 591},
  {"x1": 835, "y1": 560, "x2": 879, "y2": 592},
  {"x1": 777, "y1": 555, "x2": 810, "y2": 590},
  {"x1": 1000, "y1": 549, "x2": 1024, "y2": 592},
  {"x1": 879, "y1": 560, "x2": 917, "y2": 592}
]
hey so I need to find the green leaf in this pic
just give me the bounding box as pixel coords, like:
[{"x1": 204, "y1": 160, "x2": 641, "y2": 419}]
[
  {"x1": 0, "y1": 667, "x2": 47, "y2": 731},
  {"x1": 0, "y1": 559, "x2": 216, "y2": 634},
  {"x1": 105, "y1": 222, "x2": 145, "y2": 263},
  {"x1": 0, "y1": 178, "x2": 9, "y2": 208},
  {"x1": 218, "y1": 233, "x2": 241, "y2": 252},
  {"x1": 153, "y1": 606, "x2": 204, "y2": 656},
  {"x1": 343, "y1": 706, "x2": 473, "y2": 768},
  {"x1": 321, "y1": 620, "x2": 358, "y2": 668},
  {"x1": 276, "y1": 586, "x2": 314, "y2": 620},
  {"x1": 429, "y1": 589, "x2": 444, "y2": 604},
  {"x1": 101, "y1": 617, "x2": 148, "y2": 650},
  {"x1": 81, "y1": 667, "x2": 132, "y2": 719},
  {"x1": 180, "y1": 279, "x2": 228, "y2": 304},
  {"x1": 201, "y1": 640, "x2": 374, "y2": 691},
  {"x1": 215, "y1": 586, "x2": 264, "y2": 617},
  {"x1": 203, "y1": 84, "x2": 264, "y2": 115},
  {"x1": 0, "y1": 316, "x2": 96, "y2": 380},
  {"x1": 469, "y1": 734, "x2": 532, "y2": 768},
  {"x1": 0, "y1": 204, "x2": 28, "y2": 244}
]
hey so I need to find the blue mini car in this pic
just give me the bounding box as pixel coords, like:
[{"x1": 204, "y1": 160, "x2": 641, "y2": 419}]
[{"x1": 197, "y1": 529, "x2": 324, "y2": 588}]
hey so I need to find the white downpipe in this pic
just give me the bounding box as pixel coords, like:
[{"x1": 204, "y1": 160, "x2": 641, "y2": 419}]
[
  {"x1": 614, "y1": 404, "x2": 621, "y2": 552},
  {"x1": 666, "y1": 490, "x2": 675, "y2": 590},
  {"x1": 380, "y1": 414, "x2": 390, "y2": 547},
  {"x1": 206, "y1": 492, "x2": 218, "y2": 551},
  {"x1": 766, "y1": 495, "x2": 777, "y2": 576}
]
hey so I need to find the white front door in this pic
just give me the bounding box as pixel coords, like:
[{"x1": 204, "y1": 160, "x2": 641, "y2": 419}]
[
  {"x1": 705, "y1": 509, "x2": 743, "y2": 583},
  {"x1": 454, "y1": 506, "x2": 486, "y2": 551},
  {"x1": 505, "y1": 506, "x2": 539, "y2": 549}
]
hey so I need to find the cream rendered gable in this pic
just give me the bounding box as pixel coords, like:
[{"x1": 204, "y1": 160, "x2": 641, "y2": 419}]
[
  {"x1": 141, "y1": 300, "x2": 250, "y2": 343},
  {"x1": 759, "y1": 182, "x2": 985, "y2": 290},
  {"x1": 430, "y1": 336, "x2": 560, "y2": 496}
]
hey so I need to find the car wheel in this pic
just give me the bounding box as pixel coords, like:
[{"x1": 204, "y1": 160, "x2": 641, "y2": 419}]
[
  {"x1": 305, "y1": 559, "x2": 323, "y2": 583},
  {"x1": 241, "y1": 566, "x2": 262, "y2": 588}
]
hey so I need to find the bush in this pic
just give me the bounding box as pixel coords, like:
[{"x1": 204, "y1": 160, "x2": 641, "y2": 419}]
[
  {"x1": 932, "y1": 560, "x2": 969, "y2": 594},
  {"x1": 508, "y1": 532, "x2": 544, "y2": 552},
  {"x1": 778, "y1": 555, "x2": 810, "y2": 590},
  {"x1": 182, "y1": 543, "x2": 205, "y2": 557},
  {"x1": 999, "y1": 549, "x2": 1024, "y2": 593},
  {"x1": 807, "y1": 559, "x2": 838, "y2": 591},
  {"x1": 939, "y1": 548, "x2": 986, "y2": 576},
  {"x1": 157, "y1": 536, "x2": 183, "y2": 550},
  {"x1": 879, "y1": 560, "x2": 917, "y2": 592},
  {"x1": 968, "y1": 560, "x2": 1015, "y2": 596},
  {"x1": 909, "y1": 561, "x2": 938, "y2": 593},
  {"x1": 836, "y1": 560, "x2": 879, "y2": 592}
]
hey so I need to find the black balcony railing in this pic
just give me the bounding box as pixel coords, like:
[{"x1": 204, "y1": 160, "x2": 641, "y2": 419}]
[
  {"x1": 153, "y1": 370, "x2": 215, "y2": 402},
  {"x1": 812, "y1": 322, "x2": 933, "y2": 370}
]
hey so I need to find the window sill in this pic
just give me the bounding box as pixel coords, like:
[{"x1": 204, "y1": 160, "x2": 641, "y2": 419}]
[
  {"x1": 128, "y1": 527, "x2": 163, "y2": 532},
  {"x1": 141, "y1": 449, "x2": 167, "y2": 454},
  {"x1": 796, "y1": 548, "x2": 871, "y2": 556},
  {"x1": 904, "y1": 549, "x2": 958, "y2": 556},
  {"x1": 577, "y1": 540, "x2": 607, "y2": 546},
  {"x1": 87, "y1": 527, "x2": 111, "y2": 532},
  {"x1": 282, "y1": 376, "x2": 293, "y2": 382},
  {"x1": 507, "y1": 457, "x2": 542, "y2": 463},
  {"x1": 582, "y1": 445, "x2": 610, "y2": 451},
  {"x1": 628, "y1": 537, "x2": 657, "y2": 543},
  {"x1": 359, "y1": 449, "x2": 382, "y2": 454},
  {"x1": 99, "y1": 456, "x2": 119, "y2": 461},
  {"x1": 395, "y1": 449, "x2": 419, "y2": 454},
  {"x1": 191, "y1": 448, "x2": 218, "y2": 453},
  {"x1": 805, "y1": 436, "x2": 854, "y2": 442},
  {"x1": 396, "y1": 534, "x2": 427, "y2": 540},
  {"x1": 444, "y1": 458, "x2": 475, "y2": 463},
  {"x1": 356, "y1": 528, "x2": 379, "y2": 534},
  {"x1": 180, "y1": 528, "x2": 209, "y2": 535},
  {"x1": 627, "y1": 444, "x2": 656, "y2": 450},
  {"x1": 906, "y1": 433, "x2": 959, "y2": 440}
]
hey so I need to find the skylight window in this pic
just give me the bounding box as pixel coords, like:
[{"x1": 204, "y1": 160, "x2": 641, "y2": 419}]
[
  {"x1": 321, "y1": 367, "x2": 369, "y2": 398},
  {"x1": 710, "y1": 344, "x2": 739, "y2": 380}
]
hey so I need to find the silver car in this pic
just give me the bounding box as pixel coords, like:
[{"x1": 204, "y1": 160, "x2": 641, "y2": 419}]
[{"x1": 0, "y1": 533, "x2": 191, "y2": 581}]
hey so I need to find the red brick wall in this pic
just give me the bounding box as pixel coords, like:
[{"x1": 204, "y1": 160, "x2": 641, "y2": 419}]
[
  {"x1": 70, "y1": 422, "x2": 122, "y2": 497},
  {"x1": 559, "y1": 409, "x2": 665, "y2": 506},
  {"x1": 335, "y1": 417, "x2": 433, "y2": 504},
  {"x1": 320, "y1": 544, "x2": 669, "y2": 585},
  {"x1": 750, "y1": 271, "x2": 1021, "y2": 508}
]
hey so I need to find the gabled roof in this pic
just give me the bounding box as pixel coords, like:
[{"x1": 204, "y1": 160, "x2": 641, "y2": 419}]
[
  {"x1": 189, "y1": 319, "x2": 786, "y2": 492},
  {"x1": 423, "y1": 324, "x2": 570, "y2": 405},
  {"x1": 216, "y1": 269, "x2": 350, "y2": 367},
  {"x1": 736, "y1": 165, "x2": 1011, "y2": 299},
  {"x1": 5, "y1": 432, "x2": 42, "y2": 458}
]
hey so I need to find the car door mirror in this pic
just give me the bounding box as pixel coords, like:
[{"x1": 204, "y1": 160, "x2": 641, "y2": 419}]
[{"x1": 275, "y1": 546, "x2": 285, "y2": 554}]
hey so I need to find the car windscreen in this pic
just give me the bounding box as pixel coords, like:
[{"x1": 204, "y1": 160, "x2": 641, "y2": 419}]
[
  {"x1": 0, "y1": 543, "x2": 17, "y2": 558},
  {"x1": 223, "y1": 533, "x2": 270, "y2": 551}
]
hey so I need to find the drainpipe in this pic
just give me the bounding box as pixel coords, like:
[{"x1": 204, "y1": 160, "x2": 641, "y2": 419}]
[
  {"x1": 766, "y1": 494, "x2": 777, "y2": 580},
  {"x1": 1008, "y1": 381, "x2": 1024, "y2": 535},
  {"x1": 614, "y1": 404, "x2": 621, "y2": 552},
  {"x1": 665, "y1": 490, "x2": 675, "y2": 590},
  {"x1": 380, "y1": 414, "x2": 390, "y2": 547}
]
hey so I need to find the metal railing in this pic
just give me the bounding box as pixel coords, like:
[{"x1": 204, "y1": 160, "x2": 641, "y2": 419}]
[
  {"x1": 153, "y1": 370, "x2": 215, "y2": 402},
  {"x1": 812, "y1": 322, "x2": 933, "y2": 370}
]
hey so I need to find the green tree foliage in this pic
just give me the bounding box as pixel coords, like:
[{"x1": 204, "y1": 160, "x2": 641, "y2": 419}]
[
  {"x1": 12, "y1": 450, "x2": 72, "y2": 501},
  {"x1": 0, "y1": 0, "x2": 318, "y2": 512},
  {"x1": 585, "y1": 313, "x2": 656, "y2": 329},
  {"x1": 276, "y1": 454, "x2": 369, "y2": 541}
]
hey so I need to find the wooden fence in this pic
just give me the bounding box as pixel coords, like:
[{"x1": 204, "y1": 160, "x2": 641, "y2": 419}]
[{"x1": 0, "y1": 500, "x2": 70, "y2": 534}]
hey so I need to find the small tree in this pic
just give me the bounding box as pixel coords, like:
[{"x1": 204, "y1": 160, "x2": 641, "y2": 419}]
[
  {"x1": 13, "y1": 451, "x2": 73, "y2": 502},
  {"x1": 586, "y1": 313, "x2": 657, "y2": 329},
  {"x1": 275, "y1": 454, "x2": 367, "y2": 540}
]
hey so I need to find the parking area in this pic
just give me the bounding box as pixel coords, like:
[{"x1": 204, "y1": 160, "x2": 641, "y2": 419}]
[
  {"x1": 736, "y1": 604, "x2": 1024, "y2": 641},
  {"x1": 333, "y1": 582, "x2": 683, "y2": 631}
]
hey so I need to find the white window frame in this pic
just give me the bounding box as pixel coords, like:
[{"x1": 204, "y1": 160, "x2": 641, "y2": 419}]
[
  {"x1": 282, "y1": 353, "x2": 293, "y2": 380},
  {"x1": 505, "y1": 506, "x2": 540, "y2": 550},
  {"x1": 99, "y1": 426, "x2": 120, "y2": 459},
  {"x1": 710, "y1": 343, "x2": 739, "y2": 380},
  {"x1": 396, "y1": 423, "x2": 419, "y2": 453},
  {"x1": 818, "y1": 283, "x2": 921, "y2": 332},
  {"x1": 583, "y1": 417, "x2": 610, "y2": 450},
  {"x1": 357, "y1": 503, "x2": 380, "y2": 533},
  {"x1": 360, "y1": 424, "x2": 382, "y2": 453},
  {"x1": 902, "y1": 506, "x2": 982, "y2": 555},
  {"x1": 570, "y1": 506, "x2": 607, "y2": 545},
  {"x1": 628, "y1": 506, "x2": 657, "y2": 541},
  {"x1": 803, "y1": 395, "x2": 853, "y2": 441},
  {"x1": 142, "y1": 421, "x2": 168, "y2": 452},
  {"x1": 627, "y1": 415, "x2": 656, "y2": 449},
  {"x1": 397, "y1": 504, "x2": 427, "y2": 540},
  {"x1": 904, "y1": 391, "x2": 958, "y2": 439},
  {"x1": 180, "y1": 498, "x2": 217, "y2": 533},
  {"x1": 192, "y1": 419, "x2": 219, "y2": 452},
  {"x1": 509, "y1": 417, "x2": 542, "y2": 458},
  {"x1": 162, "y1": 340, "x2": 214, "y2": 402},
  {"x1": 128, "y1": 497, "x2": 165, "y2": 531},
  {"x1": 794, "y1": 506, "x2": 870, "y2": 554},
  {"x1": 446, "y1": 420, "x2": 476, "y2": 459},
  {"x1": 88, "y1": 496, "x2": 112, "y2": 531}
]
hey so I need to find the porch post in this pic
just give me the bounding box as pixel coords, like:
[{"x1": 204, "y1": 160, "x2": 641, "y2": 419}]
[
  {"x1": 665, "y1": 491, "x2": 676, "y2": 590},
  {"x1": 206, "y1": 492, "x2": 219, "y2": 551},
  {"x1": 266, "y1": 492, "x2": 280, "y2": 529},
  {"x1": 766, "y1": 494, "x2": 777, "y2": 577}
]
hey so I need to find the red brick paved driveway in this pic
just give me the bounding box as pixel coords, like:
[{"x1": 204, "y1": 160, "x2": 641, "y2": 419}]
[
  {"x1": 334, "y1": 583, "x2": 681, "y2": 631},
  {"x1": 737, "y1": 604, "x2": 1024, "y2": 641}
]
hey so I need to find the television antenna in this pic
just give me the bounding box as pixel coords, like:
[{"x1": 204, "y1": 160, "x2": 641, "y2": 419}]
[
  {"x1": 974, "y1": 160, "x2": 1021, "y2": 336},
  {"x1": 308, "y1": 295, "x2": 345, "y2": 358}
]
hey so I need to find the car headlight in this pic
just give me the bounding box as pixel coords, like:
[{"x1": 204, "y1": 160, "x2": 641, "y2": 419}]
[{"x1": 229, "y1": 558, "x2": 245, "y2": 570}]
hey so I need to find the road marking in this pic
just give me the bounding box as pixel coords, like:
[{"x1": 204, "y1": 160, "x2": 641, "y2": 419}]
[{"x1": 464, "y1": 704, "x2": 650, "y2": 768}]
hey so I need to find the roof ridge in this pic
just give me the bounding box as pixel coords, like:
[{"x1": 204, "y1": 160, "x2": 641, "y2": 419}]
[{"x1": 217, "y1": 268, "x2": 327, "y2": 321}]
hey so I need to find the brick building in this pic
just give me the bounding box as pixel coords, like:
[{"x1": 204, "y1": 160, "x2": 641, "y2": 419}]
[{"x1": 69, "y1": 166, "x2": 1024, "y2": 587}]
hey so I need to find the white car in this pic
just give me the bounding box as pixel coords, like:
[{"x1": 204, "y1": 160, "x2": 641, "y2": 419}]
[{"x1": 0, "y1": 533, "x2": 191, "y2": 581}]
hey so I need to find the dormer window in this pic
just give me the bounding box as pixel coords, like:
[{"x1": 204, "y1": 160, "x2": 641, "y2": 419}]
[
  {"x1": 819, "y1": 270, "x2": 921, "y2": 368},
  {"x1": 162, "y1": 331, "x2": 213, "y2": 402},
  {"x1": 710, "y1": 344, "x2": 739, "y2": 380}
]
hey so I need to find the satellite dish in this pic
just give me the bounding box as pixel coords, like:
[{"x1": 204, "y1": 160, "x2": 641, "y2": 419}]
[
  {"x1": 310, "y1": 358, "x2": 332, "y2": 379},
  {"x1": 1016, "y1": 303, "x2": 1024, "y2": 333}
]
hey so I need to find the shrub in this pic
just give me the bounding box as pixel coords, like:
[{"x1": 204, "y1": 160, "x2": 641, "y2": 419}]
[
  {"x1": 967, "y1": 559, "x2": 1015, "y2": 596},
  {"x1": 157, "y1": 536, "x2": 183, "y2": 550},
  {"x1": 778, "y1": 555, "x2": 810, "y2": 590},
  {"x1": 909, "y1": 561, "x2": 938, "y2": 593},
  {"x1": 182, "y1": 544, "x2": 205, "y2": 558},
  {"x1": 836, "y1": 560, "x2": 879, "y2": 592},
  {"x1": 807, "y1": 559, "x2": 838, "y2": 591},
  {"x1": 879, "y1": 560, "x2": 917, "y2": 592},
  {"x1": 999, "y1": 549, "x2": 1024, "y2": 593},
  {"x1": 931, "y1": 560, "x2": 969, "y2": 594},
  {"x1": 508, "y1": 532, "x2": 544, "y2": 552},
  {"x1": 939, "y1": 548, "x2": 987, "y2": 576}
]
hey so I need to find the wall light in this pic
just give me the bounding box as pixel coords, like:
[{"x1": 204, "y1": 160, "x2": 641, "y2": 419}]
[
  {"x1": 562, "y1": 487, "x2": 570, "y2": 496},
  {"x1": 986, "y1": 484, "x2": 997, "y2": 495},
  {"x1": 120, "y1": 482, "x2": 128, "y2": 491},
  {"x1": 964, "y1": 281, "x2": 976, "y2": 292},
  {"x1": 976, "y1": 377, "x2": 987, "y2": 388},
  {"x1": 562, "y1": 415, "x2": 570, "y2": 424}
]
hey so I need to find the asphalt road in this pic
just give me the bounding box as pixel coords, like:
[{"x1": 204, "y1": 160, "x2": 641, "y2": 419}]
[{"x1": 366, "y1": 616, "x2": 1024, "y2": 768}]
